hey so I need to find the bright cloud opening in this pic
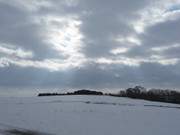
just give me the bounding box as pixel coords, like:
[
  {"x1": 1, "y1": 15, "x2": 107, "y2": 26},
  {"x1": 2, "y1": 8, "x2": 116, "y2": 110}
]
[
  {"x1": 0, "y1": 43, "x2": 33, "y2": 59},
  {"x1": 132, "y1": 0, "x2": 180, "y2": 33}
]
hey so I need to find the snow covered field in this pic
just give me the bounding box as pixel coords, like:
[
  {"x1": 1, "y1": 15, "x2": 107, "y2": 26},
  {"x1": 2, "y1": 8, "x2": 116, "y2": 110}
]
[{"x1": 0, "y1": 95, "x2": 180, "y2": 135}]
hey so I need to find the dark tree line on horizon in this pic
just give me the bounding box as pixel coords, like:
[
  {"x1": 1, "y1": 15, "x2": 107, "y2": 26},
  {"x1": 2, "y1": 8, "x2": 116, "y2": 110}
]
[
  {"x1": 38, "y1": 89, "x2": 103, "y2": 97},
  {"x1": 110, "y1": 86, "x2": 180, "y2": 104},
  {"x1": 38, "y1": 86, "x2": 180, "y2": 104}
]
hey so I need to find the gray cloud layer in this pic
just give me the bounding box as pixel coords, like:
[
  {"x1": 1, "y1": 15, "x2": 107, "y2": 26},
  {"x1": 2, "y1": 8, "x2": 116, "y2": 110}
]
[{"x1": 0, "y1": 0, "x2": 180, "y2": 90}]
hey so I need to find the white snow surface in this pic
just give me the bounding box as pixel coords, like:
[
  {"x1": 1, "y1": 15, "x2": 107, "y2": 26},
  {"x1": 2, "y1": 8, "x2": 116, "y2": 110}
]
[{"x1": 0, "y1": 95, "x2": 180, "y2": 135}]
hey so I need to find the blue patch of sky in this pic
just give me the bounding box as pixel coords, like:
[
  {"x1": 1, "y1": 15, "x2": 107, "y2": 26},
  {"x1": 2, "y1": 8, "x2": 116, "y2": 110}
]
[{"x1": 167, "y1": 4, "x2": 180, "y2": 12}]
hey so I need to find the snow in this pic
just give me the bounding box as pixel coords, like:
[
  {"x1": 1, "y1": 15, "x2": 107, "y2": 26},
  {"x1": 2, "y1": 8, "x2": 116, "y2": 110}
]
[{"x1": 0, "y1": 95, "x2": 180, "y2": 135}]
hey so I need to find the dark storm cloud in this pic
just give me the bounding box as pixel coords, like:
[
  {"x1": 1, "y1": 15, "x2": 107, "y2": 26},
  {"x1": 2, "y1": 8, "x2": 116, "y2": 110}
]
[
  {"x1": 139, "y1": 62, "x2": 180, "y2": 88},
  {"x1": 0, "y1": 1, "x2": 61, "y2": 60},
  {"x1": 76, "y1": 0, "x2": 149, "y2": 58},
  {"x1": 67, "y1": 61, "x2": 180, "y2": 89},
  {"x1": 125, "y1": 15, "x2": 180, "y2": 59},
  {"x1": 1, "y1": 62, "x2": 180, "y2": 90},
  {"x1": 0, "y1": 0, "x2": 180, "y2": 90},
  {"x1": 143, "y1": 18, "x2": 180, "y2": 47}
]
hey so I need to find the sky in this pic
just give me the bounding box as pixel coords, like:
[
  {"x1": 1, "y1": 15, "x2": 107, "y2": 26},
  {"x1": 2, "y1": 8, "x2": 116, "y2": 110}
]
[{"x1": 0, "y1": 0, "x2": 180, "y2": 92}]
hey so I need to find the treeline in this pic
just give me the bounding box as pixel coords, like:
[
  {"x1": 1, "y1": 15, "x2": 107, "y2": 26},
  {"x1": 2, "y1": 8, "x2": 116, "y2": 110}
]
[
  {"x1": 38, "y1": 93, "x2": 66, "y2": 96},
  {"x1": 38, "y1": 86, "x2": 180, "y2": 104},
  {"x1": 109, "y1": 86, "x2": 180, "y2": 104},
  {"x1": 38, "y1": 89, "x2": 103, "y2": 97}
]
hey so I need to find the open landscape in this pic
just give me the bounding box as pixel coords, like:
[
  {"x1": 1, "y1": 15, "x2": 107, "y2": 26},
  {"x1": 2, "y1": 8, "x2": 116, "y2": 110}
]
[{"x1": 1, "y1": 0, "x2": 180, "y2": 134}]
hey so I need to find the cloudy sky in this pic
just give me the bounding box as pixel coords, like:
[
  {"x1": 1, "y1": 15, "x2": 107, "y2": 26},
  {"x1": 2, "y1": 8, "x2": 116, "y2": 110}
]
[{"x1": 0, "y1": 0, "x2": 180, "y2": 91}]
